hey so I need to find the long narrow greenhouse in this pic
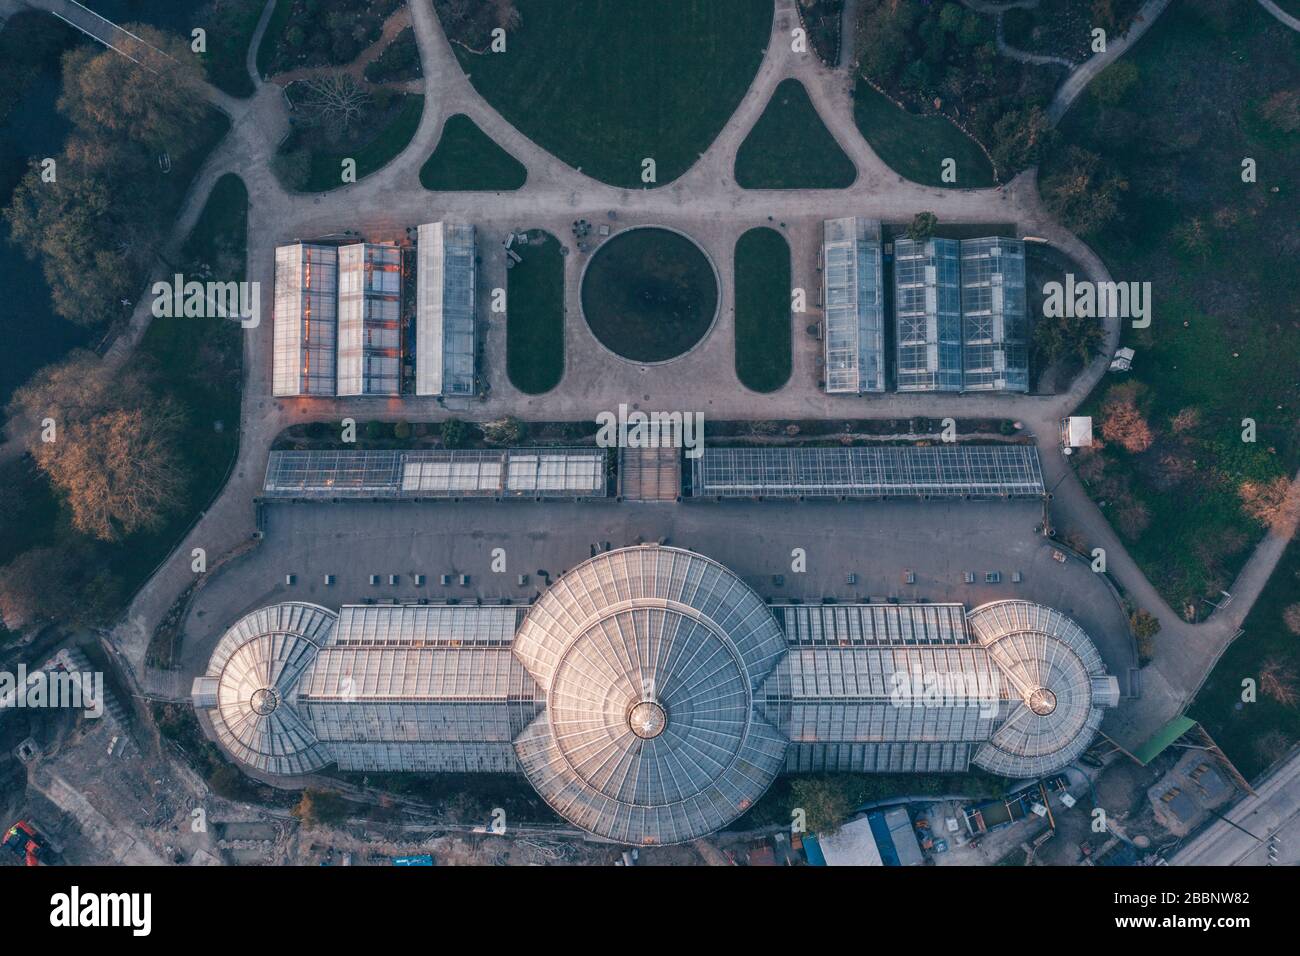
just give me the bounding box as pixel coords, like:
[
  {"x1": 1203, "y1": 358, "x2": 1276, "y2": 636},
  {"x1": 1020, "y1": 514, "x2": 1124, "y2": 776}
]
[{"x1": 689, "y1": 445, "x2": 1046, "y2": 499}]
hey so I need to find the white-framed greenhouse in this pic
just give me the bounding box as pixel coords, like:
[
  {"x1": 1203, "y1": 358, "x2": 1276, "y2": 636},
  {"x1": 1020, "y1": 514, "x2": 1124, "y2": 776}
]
[
  {"x1": 822, "y1": 217, "x2": 885, "y2": 394},
  {"x1": 416, "y1": 220, "x2": 477, "y2": 397},
  {"x1": 960, "y1": 237, "x2": 1029, "y2": 393},
  {"x1": 336, "y1": 243, "x2": 402, "y2": 396},
  {"x1": 894, "y1": 237, "x2": 964, "y2": 392},
  {"x1": 261, "y1": 448, "x2": 608, "y2": 499},
  {"x1": 194, "y1": 548, "x2": 1119, "y2": 843},
  {"x1": 273, "y1": 243, "x2": 339, "y2": 397},
  {"x1": 689, "y1": 445, "x2": 1045, "y2": 499}
]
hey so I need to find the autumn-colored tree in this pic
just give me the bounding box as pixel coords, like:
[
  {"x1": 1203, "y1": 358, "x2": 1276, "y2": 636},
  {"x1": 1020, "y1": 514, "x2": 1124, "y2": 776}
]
[
  {"x1": 292, "y1": 789, "x2": 350, "y2": 827},
  {"x1": 1100, "y1": 382, "x2": 1153, "y2": 454},
  {"x1": 1239, "y1": 476, "x2": 1300, "y2": 533},
  {"x1": 1260, "y1": 657, "x2": 1299, "y2": 709},
  {"x1": 6, "y1": 353, "x2": 188, "y2": 542},
  {"x1": 56, "y1": 25, "x2": 206, "y2": 154}
]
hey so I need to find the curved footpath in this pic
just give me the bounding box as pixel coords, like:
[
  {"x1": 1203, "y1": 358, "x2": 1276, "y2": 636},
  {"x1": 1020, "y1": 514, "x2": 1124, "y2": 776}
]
[{"x1": 9, "y1": 0, "x2": 1294, "y2": 757}]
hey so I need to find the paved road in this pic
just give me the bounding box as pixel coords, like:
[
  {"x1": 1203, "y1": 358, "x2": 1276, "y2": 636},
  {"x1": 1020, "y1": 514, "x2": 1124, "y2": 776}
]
[
  {"x1": 7, "y1": 0, "x2": 1291, "y2": 757},
  {"x1": 1049, "y1": 0, "x2": 1173, "y2": 123},
  {"x1": 1258, "y1": 0, "x2": 1300, "y2": 32},
  {"x1": 1171, "y1": 747, "x2": 1300, "y2": 865}
]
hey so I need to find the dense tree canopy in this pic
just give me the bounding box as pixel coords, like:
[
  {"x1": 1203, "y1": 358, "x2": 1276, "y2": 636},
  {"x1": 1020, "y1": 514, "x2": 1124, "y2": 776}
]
[{"x1": 7, "y1": 351, "x2": 188, "y2": 542}]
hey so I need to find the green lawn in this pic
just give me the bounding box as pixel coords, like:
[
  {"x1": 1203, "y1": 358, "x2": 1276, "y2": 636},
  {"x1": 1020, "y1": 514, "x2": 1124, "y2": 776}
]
[
  {"x1": 1049, "y1": 2, "x2": 1300, "y2": 610},
  {"x1": 201, "y1": 0, "x2": 263, "y2": 97},
  {"x1": 420, "y1": 114, "x2": 527, "y2": 191},
  {"x1": 733, "y1": 228, "x2": 792, "y2": 392},
  {"x1": 255, "y1": 0, "x2": 292, "y2": 77},
  {"x1": 735, "y1": 79, "x2": 856, "y2": 189},
  {"x1": 852, "y1": 79, "x2": 996, "y2": 187},
  {"x1": 581, "y1": 228, "x2": 718, "y2": 363},
  {"x1": 1189, "y1": 538, "x2": 1300, "y2": 781},
  {"x1": 115, "y1": 174, "x2": 246, "y2": 594},
  {"x1": 288, "y1": 94, "x2": 424, "y2": 192},
  {"x1": 445, "y1": 0, "x2": 771, "y2": 188},
  {"x1": 506, "y1": 230, "x2": 564, "y2": 395}
]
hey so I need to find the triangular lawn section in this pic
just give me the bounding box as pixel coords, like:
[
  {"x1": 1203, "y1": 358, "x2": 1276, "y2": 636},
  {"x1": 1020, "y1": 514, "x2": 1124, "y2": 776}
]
[
  {"x1": 420, "y1": 114, "x2": 527, "y2": 190},
  {"x1": 735, "y1": 78, "x2": 857, "y2": 189}
]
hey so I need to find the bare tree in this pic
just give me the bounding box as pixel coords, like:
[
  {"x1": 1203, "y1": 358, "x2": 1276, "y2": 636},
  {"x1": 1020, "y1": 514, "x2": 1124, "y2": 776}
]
[{"x1": 294, "y1": 73, "x2": 371, "y2": 137}]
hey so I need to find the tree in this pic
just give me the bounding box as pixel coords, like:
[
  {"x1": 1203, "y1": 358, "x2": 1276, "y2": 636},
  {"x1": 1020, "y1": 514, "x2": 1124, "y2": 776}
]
[
  {"x1": 5, "y1": 30, "x2": 209, "y2": 328},
  {"x1": 7, "y1": 353, "x2": 188, "y2": 542},
  {"x1": 1130, "y1": 609, "x2": 1160, "y2": 664},
  {"x1": 1091, "y1": 60, "x2": 1138, "y2": 106},
  {"x1": 480, "y1": 417, "x2": 525, "y2": 446},
  {"x1": 292, "y1": 789, "x2": 350, "y2": 827},
  {"x1": 1283, "y1": 604, "x2": 1300, "y2": 637},
  {"x1": 989, "y1": 106, "x2": 1053, "y2": 176},
  {"x1": 1239, "y1": 476, "x2": 1300, "y2": 533},
  {"x1": 1259, "y1": 89, "x2": 1300, "y2": 135},
  {"x1": 1260, "y1": 657, "x2": 1299, "y2": 709},
  {"x1": 440, "y1": 418, "x2": 469, "y2": 449},
  {"x1": 293, "y1": 73, "x2": 371, "y2": 137},
  {"x1": 1100, "y1": 382, "x2": 1153, "y2": 454},
  {"x1": 1040, "y1": 146, "x2": 1127, "y2": 238},
  {"x1": 1033, "y1": 307, "x2": 1104, "y2": 368},
  {"x1": 56, "y1": 25, "x2": 206, "y2": 153},
  {"x1": 789, "y1": 776, "x2": 855, "y2": 835},
  {"x1": 0, "y1": 547, "x2": 74, "y2": 631},
  {"x1": 907, "y1": 211, "x2": 938, "y2": 241}
]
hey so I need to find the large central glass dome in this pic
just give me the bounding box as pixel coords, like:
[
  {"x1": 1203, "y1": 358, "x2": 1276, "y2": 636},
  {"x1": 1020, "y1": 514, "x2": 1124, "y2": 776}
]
[{"x1": 512, "y1": 546, "x2": 789, "y2": 845}]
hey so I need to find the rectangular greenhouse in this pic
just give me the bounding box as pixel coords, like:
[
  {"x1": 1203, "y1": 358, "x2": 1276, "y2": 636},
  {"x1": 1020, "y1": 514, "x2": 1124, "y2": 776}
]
[
  {"x1": 336, "y1": 243, "x2": 402, "y2": 396},
  {"x1": 689, "y1": 445, "x2": 1045, "y2": 498},
  {"x1": 822, "y1": 217, "x2": 885, "y2": 394},
  {"x1": 273, "y1": 243, "x2": 338, "y2": 396},
  {"x1": 960, "y1": 237, "x2": 1029, "y2": 392},
  {"x1": 416, "y1": 221, "x2": 477, "y2": 397},
  {"x1": 263, "y1": 448, "x2": 608, "y2": 499},
  {"x1": 894, "y1": 237, "x2": 963, "y2": 392}
]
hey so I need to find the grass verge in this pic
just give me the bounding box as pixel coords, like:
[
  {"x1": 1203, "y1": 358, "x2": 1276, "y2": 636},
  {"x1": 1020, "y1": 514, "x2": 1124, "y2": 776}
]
[
  {"x1": 506, "y1": 230, "x2": 564, "y2": 394},
  {"x1": 852, "y1": 79, "x2": 995, "y2": 188},
  {"x1": 419, "y1": 113, "x2": 526, "y2": 191},
  {"x1": 733, "y1": 227, "x2": 792, "y2": 392},
  {"x1": 735, "y1": 79, "x2": 856, "y2": 188},
  {"x1": 444, "y1": 0, "x2": 771, "y2": 188}
]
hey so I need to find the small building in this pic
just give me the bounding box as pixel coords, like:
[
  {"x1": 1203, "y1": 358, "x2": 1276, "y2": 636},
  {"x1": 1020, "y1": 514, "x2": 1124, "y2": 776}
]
[
  {"x1": 815, "y1": 808, "x2": 924, "y2": 866},
  {"x1": 1109, "y1": 347, "x2": 1135, "y2": 372},
  {"x1": 1062, "y1": 416, "x2": 1094, "y2": 450},
  {"x1": 822, "y1": 217, "x2": 885, "y2": 394},
  {"x1": 273, "y1": 243, "x2": 339, "y2": 396},
  {"x1": 895, "y1": 237, "x2": 963, "y2": 392},
  {"x1": 416, "y1": 221, "x2": 477, "y2": 398},
  {"x1": 336, "y1": 243, "x2": 402, "y2": 396}
]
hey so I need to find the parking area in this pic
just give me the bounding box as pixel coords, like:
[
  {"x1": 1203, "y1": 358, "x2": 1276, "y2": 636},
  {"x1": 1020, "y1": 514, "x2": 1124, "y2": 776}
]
[{"x1": 179, "y1": 498, "x2": 1136, "y2": 693}]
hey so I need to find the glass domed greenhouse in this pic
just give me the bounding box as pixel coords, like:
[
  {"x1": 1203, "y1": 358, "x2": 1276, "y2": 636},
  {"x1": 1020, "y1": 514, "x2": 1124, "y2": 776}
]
[{"x1": 194, "y1": 546, "x2": 1119, "y2": 845}]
